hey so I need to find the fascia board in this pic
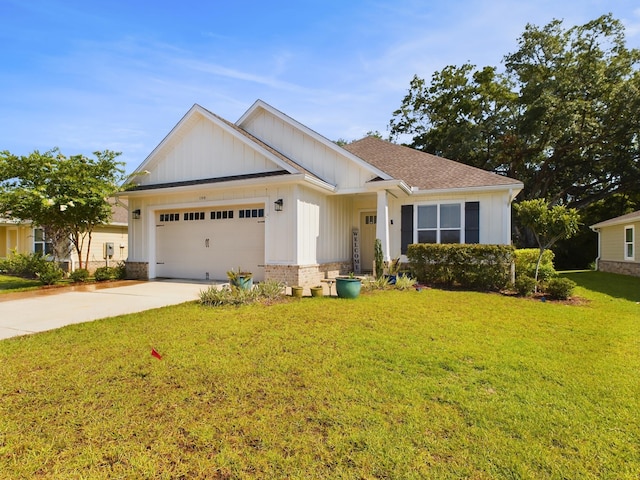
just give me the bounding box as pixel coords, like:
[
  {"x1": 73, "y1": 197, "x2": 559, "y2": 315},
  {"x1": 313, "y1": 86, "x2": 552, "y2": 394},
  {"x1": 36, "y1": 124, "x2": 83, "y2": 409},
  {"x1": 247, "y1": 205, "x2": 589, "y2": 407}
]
[{"x1": 409, "y1": 182, "x2": 524, "y2": 196}]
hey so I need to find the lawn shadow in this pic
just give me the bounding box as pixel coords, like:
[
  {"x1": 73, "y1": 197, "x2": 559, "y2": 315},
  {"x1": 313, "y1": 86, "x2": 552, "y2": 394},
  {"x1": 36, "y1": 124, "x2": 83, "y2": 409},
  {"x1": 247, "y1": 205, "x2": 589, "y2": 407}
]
[{"x1": 563, "y1": 270, "x2": 640, "y2": 303}]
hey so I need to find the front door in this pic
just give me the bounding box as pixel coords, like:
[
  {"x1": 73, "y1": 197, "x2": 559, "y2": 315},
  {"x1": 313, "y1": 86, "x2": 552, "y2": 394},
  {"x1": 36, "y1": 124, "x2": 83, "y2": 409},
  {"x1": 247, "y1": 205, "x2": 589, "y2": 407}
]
[{"x1": 360, "y1": 212, "x2": 377, "y2": 274}]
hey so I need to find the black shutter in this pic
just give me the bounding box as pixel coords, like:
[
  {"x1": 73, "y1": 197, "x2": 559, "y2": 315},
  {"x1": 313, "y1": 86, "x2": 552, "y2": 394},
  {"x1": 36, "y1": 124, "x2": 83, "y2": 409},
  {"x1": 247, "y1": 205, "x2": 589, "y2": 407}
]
[
  {"x1": 401, "y1": 205, "x2": 414, "y2": 254},
  {"x1": 465, "y1": 201, "x2": 480, "y2": 244}
]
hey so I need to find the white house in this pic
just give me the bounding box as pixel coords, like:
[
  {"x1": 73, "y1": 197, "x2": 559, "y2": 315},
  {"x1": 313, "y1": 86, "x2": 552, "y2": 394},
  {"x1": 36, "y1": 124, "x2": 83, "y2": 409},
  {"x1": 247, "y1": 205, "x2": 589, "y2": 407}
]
[{"x1": 118, "y1": 100, "x2": 523, "y2": 287}]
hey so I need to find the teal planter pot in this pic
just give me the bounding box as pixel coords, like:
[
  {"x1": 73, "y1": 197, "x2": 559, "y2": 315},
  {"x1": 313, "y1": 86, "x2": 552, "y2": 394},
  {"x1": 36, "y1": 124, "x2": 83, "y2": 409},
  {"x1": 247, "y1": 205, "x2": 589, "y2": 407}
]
[
  {"x1": 232, "y1": 275, "x2": 253, "y2": 291},
  {"x1": 336, "y1": 277, "x2": 362, "y2": 299}
]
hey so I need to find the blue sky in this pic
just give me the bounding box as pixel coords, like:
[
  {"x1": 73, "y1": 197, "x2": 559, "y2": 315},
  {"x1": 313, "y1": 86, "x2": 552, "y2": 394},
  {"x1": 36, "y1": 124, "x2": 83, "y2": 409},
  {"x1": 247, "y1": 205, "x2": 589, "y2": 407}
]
[{"x1": 2, "y1": 0, "x2": 639, "y2": 173}]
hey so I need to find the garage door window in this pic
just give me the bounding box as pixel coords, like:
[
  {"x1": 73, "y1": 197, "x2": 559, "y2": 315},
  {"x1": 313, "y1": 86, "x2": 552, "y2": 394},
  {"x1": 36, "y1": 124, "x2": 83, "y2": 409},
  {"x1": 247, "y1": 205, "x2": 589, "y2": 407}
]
[
  {"x1": 239, "y1": 208, "x2": 264, "y2": 218},
  {"x1": 159, "y1": 213, "x2": 180, "y2": 222},
  {"x1": 211, "y1": 210, "x2": 234, "y2": 220},
  {"x1": 184, "y1": 212, "x2": 205, "y2": 221}
]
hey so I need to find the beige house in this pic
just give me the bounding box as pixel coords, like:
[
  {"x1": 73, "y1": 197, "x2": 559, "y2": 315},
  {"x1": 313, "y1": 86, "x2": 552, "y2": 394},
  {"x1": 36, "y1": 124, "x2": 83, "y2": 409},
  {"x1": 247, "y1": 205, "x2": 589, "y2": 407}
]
[
  {"x1": 119, "y1": 100, "x2": 523, "y2": 287},
  {"x1": 591, "y1": 210, "x2": 640, "y2": 277},
  {"x1": 0, "y1": 202, "x2": 128, "y2": 272}
]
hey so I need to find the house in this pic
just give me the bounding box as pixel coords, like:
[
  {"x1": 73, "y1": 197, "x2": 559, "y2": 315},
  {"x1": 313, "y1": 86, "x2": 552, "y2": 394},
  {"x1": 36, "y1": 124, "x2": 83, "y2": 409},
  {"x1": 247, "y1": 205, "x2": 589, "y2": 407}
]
[
  {"x1": 118, "y1": 100, "x2": 523, "y2": 286},
  {"x1": 0, "y1": 201, "x2": 128, "y2": 272},
  {"x1": 590, "y1": 210, "x2": 640, "y2": 277}
]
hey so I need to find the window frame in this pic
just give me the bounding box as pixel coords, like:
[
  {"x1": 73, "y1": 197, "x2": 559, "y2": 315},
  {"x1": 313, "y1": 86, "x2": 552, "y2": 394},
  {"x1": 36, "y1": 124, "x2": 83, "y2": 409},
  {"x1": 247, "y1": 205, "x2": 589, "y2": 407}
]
[
  {"x1": 33, "y1": 228, "x2": 53, "y2": 256},
  {"x1": 624, "y1": 225, "x2": 634, "y2": 261},
  {"x1": 415, "y1": 201, "x2": 465, "y2": 245}
]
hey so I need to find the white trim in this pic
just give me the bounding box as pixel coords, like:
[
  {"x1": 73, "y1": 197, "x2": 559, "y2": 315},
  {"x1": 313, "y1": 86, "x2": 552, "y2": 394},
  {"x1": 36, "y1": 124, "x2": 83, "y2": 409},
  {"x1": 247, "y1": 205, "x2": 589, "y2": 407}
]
[
  {"x1": 624, "y1": 225, "x2": 635, "y2": 261},
  {"x1": 410, "y1": 183, "x2": 523, "y2": 196}
]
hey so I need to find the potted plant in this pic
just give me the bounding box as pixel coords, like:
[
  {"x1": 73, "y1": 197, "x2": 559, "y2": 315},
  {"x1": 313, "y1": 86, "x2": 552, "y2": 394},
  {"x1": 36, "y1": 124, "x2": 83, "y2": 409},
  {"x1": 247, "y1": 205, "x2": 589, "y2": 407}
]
[
  {"x1": 227, "y1": 267, "x2": 253, "y2": 291},
  {"x1": 336, "y1": 273, "x2": 362, "y2": 299},
  {"x1": 310, "y1": 285, "x2": 323, "y2": 297},
  {"x1": 291, "y1": 286, "x2": 304, "y2": 298}
]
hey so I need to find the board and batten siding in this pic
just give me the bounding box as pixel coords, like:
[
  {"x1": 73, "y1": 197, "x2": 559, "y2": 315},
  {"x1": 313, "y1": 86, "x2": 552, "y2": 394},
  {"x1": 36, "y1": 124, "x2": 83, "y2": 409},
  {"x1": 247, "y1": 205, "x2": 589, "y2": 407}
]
[
  {"x1": 139, "y1": 114, "x2": 281, "y2": 187},
  {"x1": 241, "y1": 110, "x2": 377, "y2": 190},
  {"x1": 295, "y1": 186, "x2": 352, "y2": 265}
]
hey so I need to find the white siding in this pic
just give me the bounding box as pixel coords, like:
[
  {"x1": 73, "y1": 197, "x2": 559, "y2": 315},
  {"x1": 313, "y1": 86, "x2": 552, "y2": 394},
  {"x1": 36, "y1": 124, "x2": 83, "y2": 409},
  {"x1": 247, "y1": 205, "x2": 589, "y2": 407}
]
[
  {"x1": 241, "y1": 110, "x2": 376, "y2": 189},
  {"x1": 139, "y1": 113, "x2": 281, "y2": 186}
]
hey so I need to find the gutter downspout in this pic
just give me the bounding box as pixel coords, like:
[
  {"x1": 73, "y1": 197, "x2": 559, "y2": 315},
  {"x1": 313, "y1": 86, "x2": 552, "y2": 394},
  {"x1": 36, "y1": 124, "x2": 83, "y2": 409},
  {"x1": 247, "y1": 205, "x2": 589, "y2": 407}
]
[{"x1": 590, "y1": 226, "x2": 601, "y2": 271}]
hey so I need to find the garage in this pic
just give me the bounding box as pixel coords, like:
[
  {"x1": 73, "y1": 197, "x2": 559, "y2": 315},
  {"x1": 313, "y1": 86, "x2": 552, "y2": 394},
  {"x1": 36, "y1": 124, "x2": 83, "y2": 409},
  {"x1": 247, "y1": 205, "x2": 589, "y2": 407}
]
[{"x1": 155, "y1": 204, "x2": 265, "y2": 281}]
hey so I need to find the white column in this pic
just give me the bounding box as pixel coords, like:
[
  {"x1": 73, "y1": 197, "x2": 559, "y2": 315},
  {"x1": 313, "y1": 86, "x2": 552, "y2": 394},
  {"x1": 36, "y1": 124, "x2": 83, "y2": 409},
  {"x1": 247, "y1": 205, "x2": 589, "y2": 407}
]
[{"x1": 376, "y1": 190, "x2": 390, "y2": 262}]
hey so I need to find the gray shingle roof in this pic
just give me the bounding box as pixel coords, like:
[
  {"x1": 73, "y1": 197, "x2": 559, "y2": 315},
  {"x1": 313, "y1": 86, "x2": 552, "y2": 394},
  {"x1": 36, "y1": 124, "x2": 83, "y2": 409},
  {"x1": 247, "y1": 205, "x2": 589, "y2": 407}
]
[
  {"x1": 591, "y1": 210, "x2": 640, "y2": 229},
  {"x1": 343, "y1": 136, "x2": 522, "y2": 191}
]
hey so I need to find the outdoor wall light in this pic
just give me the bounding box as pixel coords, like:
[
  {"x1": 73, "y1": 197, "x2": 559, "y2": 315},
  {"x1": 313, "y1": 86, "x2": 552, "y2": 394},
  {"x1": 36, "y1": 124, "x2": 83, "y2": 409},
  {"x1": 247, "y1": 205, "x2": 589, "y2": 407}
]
[
  {"x1": 274, "y1": 199, "x2": 284, "y2": 212},
  {"x1": 132, "y1": 209, "x2": 141, "y2": 219}
]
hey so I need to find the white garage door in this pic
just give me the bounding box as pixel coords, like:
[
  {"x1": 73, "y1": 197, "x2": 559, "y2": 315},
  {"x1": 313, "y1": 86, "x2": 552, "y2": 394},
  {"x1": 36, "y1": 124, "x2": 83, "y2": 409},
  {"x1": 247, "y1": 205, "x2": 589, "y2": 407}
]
[{"x1": 155, "y1": 205, "x2": 265, "y2": 281}]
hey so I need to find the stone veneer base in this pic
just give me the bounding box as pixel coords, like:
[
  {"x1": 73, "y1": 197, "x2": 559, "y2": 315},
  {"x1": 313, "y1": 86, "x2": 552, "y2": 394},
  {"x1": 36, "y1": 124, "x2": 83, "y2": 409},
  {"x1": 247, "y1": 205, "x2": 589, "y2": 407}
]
[{"x1": 597, "y1": 260, "x2": 640, "y2": 278}]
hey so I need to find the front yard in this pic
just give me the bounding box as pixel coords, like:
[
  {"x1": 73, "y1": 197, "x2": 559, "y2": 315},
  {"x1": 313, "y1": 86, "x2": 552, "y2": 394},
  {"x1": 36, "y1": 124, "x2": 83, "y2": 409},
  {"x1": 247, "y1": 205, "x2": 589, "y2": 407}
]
[{"x1": 0, "y1": 271, "x2": 638, "y2": 479}]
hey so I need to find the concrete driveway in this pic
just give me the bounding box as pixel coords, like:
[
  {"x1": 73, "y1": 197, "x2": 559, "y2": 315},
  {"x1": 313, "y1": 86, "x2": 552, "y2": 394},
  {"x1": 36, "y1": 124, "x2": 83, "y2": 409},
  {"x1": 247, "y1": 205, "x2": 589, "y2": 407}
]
[{"x1": 0, "y1": 280, "x2": 220, "y2": 340}]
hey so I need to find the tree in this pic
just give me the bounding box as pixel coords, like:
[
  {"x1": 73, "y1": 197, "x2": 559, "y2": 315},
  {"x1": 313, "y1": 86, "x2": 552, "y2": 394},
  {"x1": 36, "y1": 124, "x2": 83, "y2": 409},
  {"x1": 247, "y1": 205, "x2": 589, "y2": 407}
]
[
  {"x1": 0, "y1": 148, "x2": 125, "y2": 269},
  {"x1": 514, "y1": 199, "x2": 580, "y2": 288},
  {"x1": 390, "y1": 14, "x2": 640, "y2": 211}
]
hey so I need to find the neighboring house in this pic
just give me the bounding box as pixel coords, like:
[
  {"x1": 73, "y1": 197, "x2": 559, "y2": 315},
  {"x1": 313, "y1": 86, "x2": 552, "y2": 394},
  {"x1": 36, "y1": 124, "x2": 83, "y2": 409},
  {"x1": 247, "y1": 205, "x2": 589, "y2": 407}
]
[
  {"x1": 119, "y1": 100, "x2": 523, "y2": 286},
  {"x1": 590, "y1": 210, "x2": 640, "y2": 277},
  {"x1": 0, "y1": 202, "x2": 128, "y2": 272}
]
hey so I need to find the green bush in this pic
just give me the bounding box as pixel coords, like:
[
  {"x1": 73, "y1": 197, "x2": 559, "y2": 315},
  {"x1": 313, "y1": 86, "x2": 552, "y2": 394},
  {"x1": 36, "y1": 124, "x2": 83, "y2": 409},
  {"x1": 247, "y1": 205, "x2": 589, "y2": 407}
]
[
  {"x1": 514, "y1": 275, "x2": 537, "y2": 297},
  {"x1": 514, "y1": 248, "x2": 556, "y2": 282},
  {"x1": 69, "y1": 268, "x2": 90, "y2": 283},
  {"x1": 253, "y1": 280, "x2": 286, "y2": 301},
  {"x1": 94, "y1": 266, "x2": 116, "y2": 282},
  {"x1": 407, "y1": 244, "x2": 514, "y2": 291},
  {"x1": 36, "y1": 261, "x2": 64, "y2": 285},
  {"x1": 546, "y1": 277, "x2": 576, "y2": 300},
  {"x1": 394, "y1": 275, "x2": 416, "y2": 291},
  {"x1": 0, "y1": 251, "x2": 48, "y2": 278},
  {"x1": 363, "y1": 276, "x2": 391, "y2": 291}
]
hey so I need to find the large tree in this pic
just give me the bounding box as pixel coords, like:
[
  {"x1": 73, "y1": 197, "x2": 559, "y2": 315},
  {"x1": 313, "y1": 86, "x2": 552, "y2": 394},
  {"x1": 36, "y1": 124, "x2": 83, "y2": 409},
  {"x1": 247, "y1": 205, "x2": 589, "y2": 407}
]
[
  {"x1": 389, "y1": 14, "x2": 640, "y2": 210},
  {"x1": 0, "y1": 148, "x2": 124, "y2": 269}
]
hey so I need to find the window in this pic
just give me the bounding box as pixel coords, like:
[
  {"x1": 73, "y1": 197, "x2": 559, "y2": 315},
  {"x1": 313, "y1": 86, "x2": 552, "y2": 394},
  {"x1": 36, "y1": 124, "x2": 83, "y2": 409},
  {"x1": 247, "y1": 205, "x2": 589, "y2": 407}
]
[
  {"x1": 401, "y1": 202, "x2": 480, "y2": 253},
  {"x1": 417, "y1": 203, "x2": 461, "y2": 244},
  {"x1": 239, "y1": 208, "x2": 264, "y2": 219},
  {"x1": 211, "y1": 210, "x2": 234, "y2": 220},
  {"x1": 183, "y1": 212, "x2": 205, "y2": 221},
  {"x1": 33, "y1": 228, "x2": 53, "y2": 255},
  {"x1": 624, "y1": 225, "x2": 634, "y2": 260},
  {"x1": 365, "y1": 215, "x2": 377, "y2": 225},
  {"x1": 159, "y1": 213, "x2": 180, "y2": 222}
]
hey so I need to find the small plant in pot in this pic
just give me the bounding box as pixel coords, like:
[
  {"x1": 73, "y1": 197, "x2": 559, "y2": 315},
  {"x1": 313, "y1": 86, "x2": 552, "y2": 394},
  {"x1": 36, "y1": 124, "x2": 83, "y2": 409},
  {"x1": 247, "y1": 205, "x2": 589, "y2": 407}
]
[
  {"x1": 310, "y1": 285, "x2": 323, "y2": 297},
  {"x1": 227, "y1": 267, "x2": 253, "y2": 291},
  {"x1": 336, "y1": 272, "x2": 362, "y2": 299}
]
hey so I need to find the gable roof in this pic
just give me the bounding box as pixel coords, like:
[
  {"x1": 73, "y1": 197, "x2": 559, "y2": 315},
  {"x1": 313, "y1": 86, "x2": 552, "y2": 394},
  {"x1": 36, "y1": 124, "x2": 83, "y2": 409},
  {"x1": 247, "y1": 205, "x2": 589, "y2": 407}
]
[
  {"x1": 343, "y1": 136, "x2": 523, "y2": 192},
  {"x1": 591, "y1": 210, "x2": 640, "y2": 229}
]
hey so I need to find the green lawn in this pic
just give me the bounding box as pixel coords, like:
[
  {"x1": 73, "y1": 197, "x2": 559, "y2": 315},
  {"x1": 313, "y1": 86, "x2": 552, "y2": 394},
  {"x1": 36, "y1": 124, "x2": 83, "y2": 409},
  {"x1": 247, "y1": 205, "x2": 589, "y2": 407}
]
[
  {"x1": 0, "y1": 274, "x2": 41, "y2": 293},
  {"x1": 0, "y1": 271, "x2": 638, "y2": 479}
]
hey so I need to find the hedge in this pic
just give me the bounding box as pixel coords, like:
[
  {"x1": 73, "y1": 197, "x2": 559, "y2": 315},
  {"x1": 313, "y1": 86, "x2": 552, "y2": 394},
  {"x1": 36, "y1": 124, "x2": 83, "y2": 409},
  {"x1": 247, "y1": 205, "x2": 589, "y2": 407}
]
[{"x1": 407, "y1": 244, "x2": 514, "y2": 291}]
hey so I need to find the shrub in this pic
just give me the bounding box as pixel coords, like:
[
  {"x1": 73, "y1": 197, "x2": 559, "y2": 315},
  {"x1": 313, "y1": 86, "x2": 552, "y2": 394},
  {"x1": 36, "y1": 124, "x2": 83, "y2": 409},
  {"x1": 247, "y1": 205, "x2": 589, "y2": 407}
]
[
  {"x1": 254, "y1": 280, "x2": 286, "y2": 301},
  {"x1": 69, "y1": 268, "x2": 90, "y2": 283},
  {"x1": 0, "y1": 252, "x2": 48, "y2": 278},
  {"x1": 94, "y1": 266, "x2": 115, "y2": 282},
  {"x1": 407, "y1": 244, "x2": 514, "y2": 291},
  {"x1": 546, "y1": 277, "x2": 576, "y2": 300},
  {"x1": 200, "y1": 280, "x2": 287, "y2": 307},
  {"x1": 113, "y1": 262, "x2": 127, "y2": 280},
  {"x1": 363, "y1": 276, "x2": 391, "y2": 291},
  {"x1": 514, "y1": 248, "x2": 556, "y2": 282},
  {"x1": 36, "y1": 261, "x2": 64, "y2": 285},
  {"x1": 514, "y1": 275, "x2": 537, "y2": 297},
  {"x1": 394, "y1": 275, "x2": 416, "y2": 291}
]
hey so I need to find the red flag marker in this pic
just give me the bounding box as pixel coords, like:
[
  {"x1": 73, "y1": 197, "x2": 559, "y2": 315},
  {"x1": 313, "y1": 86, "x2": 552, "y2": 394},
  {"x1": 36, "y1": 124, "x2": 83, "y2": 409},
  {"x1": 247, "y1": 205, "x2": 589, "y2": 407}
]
[{"x1": 151, "y1": 348, "x2": 162, "y2": 360}]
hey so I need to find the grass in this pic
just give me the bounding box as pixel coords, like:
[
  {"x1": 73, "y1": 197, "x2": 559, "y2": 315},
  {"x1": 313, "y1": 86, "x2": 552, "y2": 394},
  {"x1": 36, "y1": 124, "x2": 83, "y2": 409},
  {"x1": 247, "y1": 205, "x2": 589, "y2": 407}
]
[
  {"x1": 0, "y1": 274, "x2": 41, "y2": 293},
  {"x1": 0, "y1": 271, "x2": 638, "y2": 479}
]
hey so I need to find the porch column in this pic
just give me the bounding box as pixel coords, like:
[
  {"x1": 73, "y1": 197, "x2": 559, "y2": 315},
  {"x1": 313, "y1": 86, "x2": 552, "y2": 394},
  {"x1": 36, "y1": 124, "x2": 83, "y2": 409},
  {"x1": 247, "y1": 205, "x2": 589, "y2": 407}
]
[{"x1": 376, "y1": 190, "x2": 390, "y2": 262}]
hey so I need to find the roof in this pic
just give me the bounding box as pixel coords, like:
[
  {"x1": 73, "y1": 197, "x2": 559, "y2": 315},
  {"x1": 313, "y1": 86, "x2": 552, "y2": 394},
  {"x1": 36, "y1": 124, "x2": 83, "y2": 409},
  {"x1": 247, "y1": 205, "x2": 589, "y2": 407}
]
[
  {"x1": 591, "y1": 210, "x2": 640, "y2": 229},
  {"x1": 343, "y1": 136, "x2": 522, "y2": 191}
]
